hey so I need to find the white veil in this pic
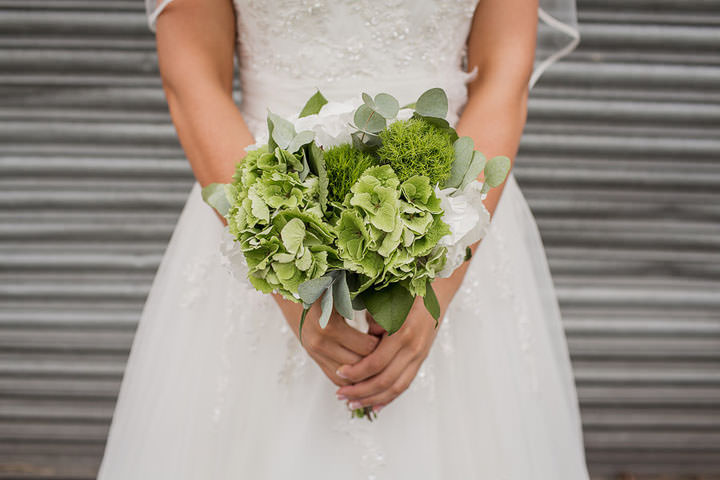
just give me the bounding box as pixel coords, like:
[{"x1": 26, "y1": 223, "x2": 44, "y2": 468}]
[
  {"x1": 145, "y1": 0, "x2": 579, "y2": 88},
  {"x1": 533, "y1": 1, "x2": 581, "y2": 87}
]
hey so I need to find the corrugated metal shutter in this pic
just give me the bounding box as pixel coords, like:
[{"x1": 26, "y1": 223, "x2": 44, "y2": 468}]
[{"x1": 0, "y1": 0, "x2": 718, "y2": 478}]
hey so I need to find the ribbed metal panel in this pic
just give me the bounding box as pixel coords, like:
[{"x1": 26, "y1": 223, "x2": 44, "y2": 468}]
[{"x1": 0, "y1": 0, "x2": 718, "y2": 478}]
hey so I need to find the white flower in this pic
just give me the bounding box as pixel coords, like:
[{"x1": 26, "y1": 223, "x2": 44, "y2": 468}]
[
  {"x1": 436, "y1": 181, "x2": 491, "y2": 278},
  {"x1": 290, "y1": 100, "x2": 360, "y2": 149}
]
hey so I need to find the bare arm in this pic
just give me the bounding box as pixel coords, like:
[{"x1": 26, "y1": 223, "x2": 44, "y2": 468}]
[
  {"x1": 336, "y1": 0, "x2": 538, "y2": 411},
  {"x1": 154, "y1": 0, "x2": 378, "y2": 386},
  {"x1": 155, "y1": 0, "x2": 253, "y2": 187}
]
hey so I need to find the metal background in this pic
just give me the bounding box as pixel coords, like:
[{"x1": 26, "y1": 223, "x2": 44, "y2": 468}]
[{"x1": 0, "y1": 0, "x2": 719, "y2": 478}]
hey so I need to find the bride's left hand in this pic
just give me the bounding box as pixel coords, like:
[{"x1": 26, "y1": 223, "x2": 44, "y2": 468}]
[{"x1": 333, "y1": 295, "x2": 442, "y2": 413}]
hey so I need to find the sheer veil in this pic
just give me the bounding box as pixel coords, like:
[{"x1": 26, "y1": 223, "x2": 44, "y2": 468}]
[{"x1": 145, "y1": 0, "x2": 579, "y2": 88}]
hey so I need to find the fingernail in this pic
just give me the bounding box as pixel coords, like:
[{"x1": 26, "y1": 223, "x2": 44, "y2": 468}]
[
  {"x1": 336, "y1": 394, "x2": 347, "y2": 401},
  {"x1": 336, "y1": 368, "x2": 348, "y2": 379},
  {"x1": 374, "y1": 405, "x2": 385, "y2": 413},
  {"x1": 349, "y1": 401, "x2": 362, "y2": 409}
]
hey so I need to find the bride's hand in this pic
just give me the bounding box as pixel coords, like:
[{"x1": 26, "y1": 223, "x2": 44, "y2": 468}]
[
  {"x1": 273, "y1": 294, "x2": 380, "y2": 387},
  {"x1": 333, "y1": 296, "x2": 440, "y2": 412},
  {"x1": 333, "y1": 270, "x2": 468, "y2": 411}
]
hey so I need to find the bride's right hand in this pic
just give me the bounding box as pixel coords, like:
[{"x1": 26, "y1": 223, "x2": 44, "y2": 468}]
[{"x1": 273, "y1": 294, "x2": 380, "y2": 387}]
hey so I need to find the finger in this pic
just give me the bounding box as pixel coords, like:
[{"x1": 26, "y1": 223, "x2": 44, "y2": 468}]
[
  {"x1": 335, "y1": 348, "x2": 413, "y2": 400},
  {"x1": 335, "y1": 333, "x2": 403, "y2": 383},
  {"x1": 329, "y1": 318, "x2": 381, "y2": 356},
  {"x1": 365, "y1": 312, "x2": 386, "y2": 336},
  {"x1": 313, "y1": 355, "x2": 353, "y2": 387},
  {"x1": 310, "y1": 335, "x2": 364, "y2": 366},
  {"x1": 347, "y1": 361, "x2": 419, "y2": 409}
]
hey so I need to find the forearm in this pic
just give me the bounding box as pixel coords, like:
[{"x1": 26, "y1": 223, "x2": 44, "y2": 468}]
[
  {"x1": 433, "y1": 78, "x2": 530, "y2": 314},
  {"x1": 155, "y1": 0, "x2": 253, "y2": 187},
  {"x1": 456, "y1": 79, "x2": 528, "y2": 216},
  {"x1": 164, "y1": 85, "x2": 254, "y2": 187}
]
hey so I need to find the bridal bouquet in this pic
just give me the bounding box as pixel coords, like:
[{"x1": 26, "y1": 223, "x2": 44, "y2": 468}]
[{"x1": 203, "y1": 87, "x2": 509, "y2": 408}]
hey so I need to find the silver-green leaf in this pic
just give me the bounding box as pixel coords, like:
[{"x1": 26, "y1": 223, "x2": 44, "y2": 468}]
[
  {"x1": 415, "y1": 88, "x2": 448, "y2": 119},
  {"x1": 201, "y1": 183, "x2": 231, "y2": 217},
  {"x1": 299, "y1": 90, "x2": 328, "y2": 118},
  {"x1": 459, "y1": 150, "x2": 487, "y2": 190},
  {"x1": 332, "y1": 270, "x2": 354, "y2": 320},
  {"x1": 354, "y1": 104, "x2": 387, "y2": 133},
  {"x1": 297, "y1": 273, "x2": 336, "y2": 305},
  {"x1": 267, "y1": 111, "x2": 296, "y2": 149},
  {"x1": 319, "y1": 286, "x2": 334, "y2": 328},
  {"x1": 373, "y1": 93, "x2": 400, "y2": 119},
  {"x1": 484, "y1": 155, "x2": 512, "y2": 188},
  {"x1": 287, "y1": 130, "x2": 315, "y2": 154},
  {"x1": 444, "y1": 136, "x2": 475, "y2": 189}
]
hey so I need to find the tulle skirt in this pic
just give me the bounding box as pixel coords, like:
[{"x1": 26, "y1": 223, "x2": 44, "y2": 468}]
[{"x1": 98, "y1": 173, "x2": 589, "y2": 479}]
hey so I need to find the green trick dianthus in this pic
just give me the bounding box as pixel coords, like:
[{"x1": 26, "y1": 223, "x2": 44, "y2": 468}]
[
  {"x1": 323, "y1": 143, "x2": 377, "y2": 203},
  {"x1": 376, "y1": 118, "x2": 455, "y2": 185}
]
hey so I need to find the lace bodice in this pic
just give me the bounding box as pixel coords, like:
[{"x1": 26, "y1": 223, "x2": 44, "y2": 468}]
[{"x1": 232, "y1": 0, "x2": 479, "y2": 135}]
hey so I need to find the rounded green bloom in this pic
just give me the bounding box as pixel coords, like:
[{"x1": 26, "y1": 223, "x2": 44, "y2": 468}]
[
  {"x1": 376, "y1": 118, "x2": 455, "y2": 185},
  {"x1": 323, "y1": 143, "x2": 377, "y2": 203}
]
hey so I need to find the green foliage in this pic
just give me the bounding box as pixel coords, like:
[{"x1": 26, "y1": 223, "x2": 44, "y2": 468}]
[
  {"x1": 299, "y1": 90, "x2": 328, "y2": 118},
  {"x1": 376, "y1": 118, "x2": 455, "y2": 185},
  {"x1": 323, "y1": 143, "x2": 377, "y2": 203}
]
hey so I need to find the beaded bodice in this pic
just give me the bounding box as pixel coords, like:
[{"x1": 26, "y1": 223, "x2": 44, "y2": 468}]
[{"x1": 232, "y1": 0, "x2": 480, "y2": 134}]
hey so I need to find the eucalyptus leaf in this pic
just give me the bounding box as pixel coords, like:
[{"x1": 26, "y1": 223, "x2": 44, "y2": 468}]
[
  {"x1": 361, "y1": 283, "x2": 414, "y2": 335},
  {"x1": 297, "y1": 273, "x2": 336, "y2": 305},
  {"x1": 266, "y1": 116, "x2": 278, "y2": 151},
  {"x1": 298, "y1": 306, "x2": 310, "y2": 345},
  {"x1": 362, "y1": 92, "x2": 375, "y2": 109},
  {"x1": 319, "y1": 286, "x2": 334, "y2": 328},
  {"x1": 287, "y1": 130, "x2": 315, "y2": 154},
  {"x1": 423, "y1": 280, "x2": 441, "y2": 327},
  {"x1": 484, "y1": 155, "x2": 512, "y2": 187},
  {"x1": 332, "y1": 270, "x2": 354, "y2": 320},
  {"x1": 201, "y1": 183, "x2": 231, "y2": 217},
  {"x1": 354, "y1": 104, "x2": 386, "y2": 133},
  {"x1": 351, "y1": 131, "x2": 382, "y2": 153},
  {"x1": 267, "y1": 111, "x2": 296, "y2": 149},
  {"x1": 298, "y1": 149, "x2": 310, "y2": 181},
  {"x1": 444, "y1": 136, "x2": 475, "y2": 189},
  {"x1": 307, "y1": 142, "x2": 328, "y2": 210},
  {"x1": 415, "y1": 88, "x2": 448, "y2": 119},
  {"x1": 373, "y1": 93, "x2": 400, "y2": 119},
  {"x1": 299, "y1": 90, "x2": 328, "y2": 118},
  {"x1": 459, "y1": 150, "x2": 487, "y2": 190}
]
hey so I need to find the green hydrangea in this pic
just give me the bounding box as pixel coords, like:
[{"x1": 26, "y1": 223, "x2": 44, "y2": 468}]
[
  {"x1": 335, "y1": 165, "x2": 450, "y2": 297},
  {"x1": 376, "y1": 118, "x2": 455, "y2": 186},
  {"x1": 225, "y1": 144, "x2": 339, "y2": 300}
]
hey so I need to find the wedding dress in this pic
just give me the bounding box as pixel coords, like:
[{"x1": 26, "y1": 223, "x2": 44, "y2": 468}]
[{"x1": 98, "y1": 1, "x2": 588, "y2": 478}]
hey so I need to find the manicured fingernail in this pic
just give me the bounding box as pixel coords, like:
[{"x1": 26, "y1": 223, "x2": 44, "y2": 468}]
[
  {"x1": 349, "y1": 401, "x2": 362, "y2": 409},
  {"x1": 336, "y1": 368, "x2": 348, "y2": 379},
  {"x1": 336, "y1": 394, "x2": 347, "y2": 401}
]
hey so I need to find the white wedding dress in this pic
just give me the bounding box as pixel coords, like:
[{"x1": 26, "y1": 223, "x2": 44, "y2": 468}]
[{"x1": 98, "y1": 1, "x2": 589, "y2": 478}]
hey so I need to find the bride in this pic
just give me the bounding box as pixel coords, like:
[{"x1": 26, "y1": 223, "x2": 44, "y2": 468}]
[{"x1": 98, "y1": 0, "x2": 588, "y2": 478}]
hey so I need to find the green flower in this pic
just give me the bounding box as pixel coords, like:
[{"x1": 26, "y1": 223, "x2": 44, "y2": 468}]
[
  {"x1": 399, "y1": 201, "x2": 434, "y2": 235},
  {"x1": 408, "y1": 247, "x2": 448, "y2": 296},
  {"x1": 348, "y1": 165, "x2": 400, "y2": 233},
  {"x1": 336, "y1": 210, "x2": 384, "y2": 279},
  {"x1": 401, "y1": 176, "x2": 442, "y2": 213}
]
